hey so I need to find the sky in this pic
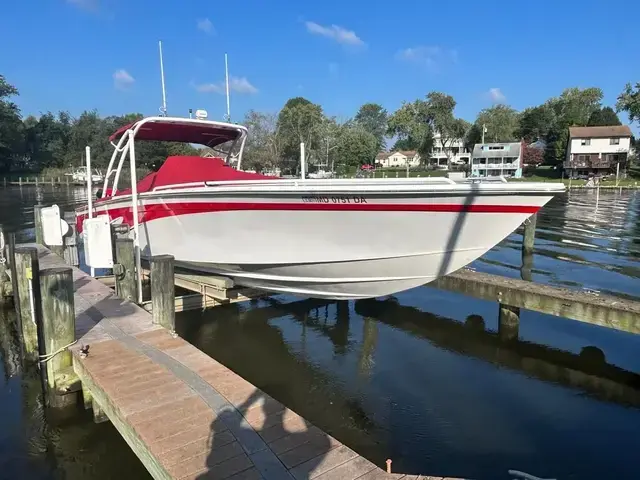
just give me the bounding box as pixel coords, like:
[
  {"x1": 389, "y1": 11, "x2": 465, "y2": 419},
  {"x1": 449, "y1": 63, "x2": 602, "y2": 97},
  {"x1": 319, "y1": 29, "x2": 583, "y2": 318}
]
[{"x1": 1, "y1": 0, "x2": 639, "y2": 127}]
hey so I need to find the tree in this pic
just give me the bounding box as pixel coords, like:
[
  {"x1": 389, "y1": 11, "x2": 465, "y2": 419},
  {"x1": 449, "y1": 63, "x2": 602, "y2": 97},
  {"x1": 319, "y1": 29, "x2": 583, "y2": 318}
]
[
  {"x1": 522, "y1": 144, "x2": 544, "y2": 166},
  {"x1": 616, "y1": 82, "x2": 640, "y2": 125},
  {"x1": 587, "y1": 106, "x2": 621, "y2": 126},
  {"x1": 0, "y1": 75, "x2": 23, "y2": 173},
  {"x1": 388, "y1": 92, "x2": 467, "y2": 167},
  {"x1": 242, "y1": 110, "x2": 282, "y2": 171},
  {"x1": 354, "y1": 103, "x2": 388, "y2": 150},
  {"x1": 334, "y1": 125, "x2": 378, "y2": 170},
  {"x1": 277, "y1": 97, "x2": 324, "y2": 172},
  {"x1": 517, "y1": 105, "x2": 556, "y2": 142},
  {"x1": 425, "y1": 92, "x2": 469, "y2": 168},
  {"x1": 474, "y1": 104, "x2": 519, "y2": 143},
  {"x1": 317, "y1": 116, "x2": 342, "y2": 171},
  {"x1": 551, "y1": 87, "x2": 603, "y2": 127}
]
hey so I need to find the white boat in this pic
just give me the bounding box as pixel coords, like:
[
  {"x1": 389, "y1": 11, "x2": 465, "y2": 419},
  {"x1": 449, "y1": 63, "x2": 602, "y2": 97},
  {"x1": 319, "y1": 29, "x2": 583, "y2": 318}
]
[
  {"x1": 75, "y1": 116, "x2": 564, "y2": 300},
  {"x1": 65, "y1": 168, "x2": 104, "y2": 184}
]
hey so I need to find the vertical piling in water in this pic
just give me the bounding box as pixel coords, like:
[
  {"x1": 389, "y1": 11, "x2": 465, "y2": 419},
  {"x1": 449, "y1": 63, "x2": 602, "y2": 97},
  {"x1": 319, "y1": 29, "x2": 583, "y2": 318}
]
[
  {"x1": 498, "y1": 304, "x2": 520, "y2": 342},
  {"x1": 114, "y1": 237, "x2": 137, "y2": 302},
  {"x1": 35, "y1": 177, "x2": 38, "y2": 187},
  {"x1": 522, "y1": 213, "x2": 537, "y2": 258},
  {"x1": 0, "y1": 224, "x2": 6, "y2": 301},
  {"x1": 38, "y1": 266, "x2": 76, "y2": 408},
  {"x1": 151, "y1": 254, "x2": 175, "y2": 331},
  {"x1": 34, "y1": 205, "x2": 44, "y2": 245},
  {"x1": 13, "y1": 246, "x2": 40, "y2": 362},
  {"x1": 3, "y1": 177, "x2": 6, "y2": 187},
  {"x1": 18, "y1": 177, "x2": 22, "y2": 186}
]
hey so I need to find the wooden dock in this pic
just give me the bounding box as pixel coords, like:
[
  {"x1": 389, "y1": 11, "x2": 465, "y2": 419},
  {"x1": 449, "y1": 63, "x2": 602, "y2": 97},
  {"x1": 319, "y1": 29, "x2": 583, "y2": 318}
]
[{"x1": 29, "y1": 245, "x2": 459, "y2": 480}]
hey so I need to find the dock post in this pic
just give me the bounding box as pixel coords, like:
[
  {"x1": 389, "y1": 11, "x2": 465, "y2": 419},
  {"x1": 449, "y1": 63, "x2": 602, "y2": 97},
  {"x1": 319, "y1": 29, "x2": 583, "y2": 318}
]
[
  {"x1": 18, "y1": 177, "x2": 22, "y2": 186},
  {"x1": 114, "y1": 237, "x2": 137, "y2": 302},
  {"x1": 522, "y1": 213, "x2": 537, "y2": 258},
  {"x1": 62, "y1": 212, "x2": 79, "y2": 267},
  {"x1": 49, "y1": 207, "x2": 66, "y2": 258},
  {"x1": 38, "y1": 266, "x2": 76, "y2": 408},
  {"x1": 498, "y1": 304, "x2": 520, "y2": 342},
  {"x1": 3, "y1": 177, "x2": 6, "y2": 187},
  {"x1": 13, "y1": 246, "x2": 40, "y2": 362},
  {"x1": 151, "y1": 254, "x2": 175, "y2": 331},
  {"x1": 0, "y1": 224, "x2": 6, "y2": 300},
  {"x1": 34, "y1": 205, "x2": 44, "y2": 245},
  {"x1": 35, "y1": 177, "x2": 38, "y2": 187}
]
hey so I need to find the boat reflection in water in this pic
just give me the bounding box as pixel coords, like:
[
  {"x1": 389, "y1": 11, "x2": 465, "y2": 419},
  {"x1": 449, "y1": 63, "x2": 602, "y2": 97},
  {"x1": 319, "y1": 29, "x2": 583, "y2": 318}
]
[{"x1": 178, "y1": 295, "x2": 640, "y2": 480}]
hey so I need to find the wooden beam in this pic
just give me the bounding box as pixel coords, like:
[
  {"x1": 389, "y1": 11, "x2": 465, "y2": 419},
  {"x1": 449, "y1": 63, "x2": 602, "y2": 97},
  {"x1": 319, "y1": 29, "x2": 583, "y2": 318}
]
[{"x1": 433, "y1": 269, "x2": 640, "y2": 334}]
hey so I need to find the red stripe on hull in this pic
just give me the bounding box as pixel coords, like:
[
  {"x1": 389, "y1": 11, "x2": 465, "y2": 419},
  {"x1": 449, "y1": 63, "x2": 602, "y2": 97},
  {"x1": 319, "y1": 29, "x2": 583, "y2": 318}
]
[{"x1": 76, "y1": 201, "x2": 540, "y2": 232}]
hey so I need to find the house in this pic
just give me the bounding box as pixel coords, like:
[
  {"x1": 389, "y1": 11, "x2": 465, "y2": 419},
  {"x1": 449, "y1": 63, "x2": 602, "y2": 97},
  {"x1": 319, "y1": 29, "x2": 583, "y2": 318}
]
[
  {"x1": 564, "y1": 125, "x2": 633, "y2": 177},
  {"x1": 429, "y1": 132, "x2": 471, "y2": 169},
  {"x1": 471, "y1": 142, "x2": 523, "y2": 178},
  {"x1": 375, "y1": 151, "x2": 420, "y2": 168}
]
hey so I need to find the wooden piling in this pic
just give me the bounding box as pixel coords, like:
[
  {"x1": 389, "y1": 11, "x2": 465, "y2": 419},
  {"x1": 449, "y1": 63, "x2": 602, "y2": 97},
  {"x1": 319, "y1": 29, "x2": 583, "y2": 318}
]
[
  {"x1": 13, "y1": 246, "x2": 40, "y2": 361},
  {"x1": 0, "y1": 224, "x2": 6, "y2": 300},
  {"x1": 522, "y1": 213, "x2": 537, "y2": 257},
  {"x1": 38, "y1": 266, "x2": 76, "y2": 408},
  {"x1": 114, "y1": 237, "x2": 137, "y2": 302},
  {"x1": 33, "y1": 205, "x2": 44, "y2": 245},
  {"x1": 62, "y1": 212, "x2": 79, "y2": 267},
  {"x1": 18, "y1": 177, "x2": 22, "y2": 186},
  {"x1": 151, "y1": 254, "x2": 175, "y2": 331},
  {"x1": 498, "y1": 304, "x2": 520, "y2": 342},
  {"x1": 49, "y1": 206, "x2": 66, "y2": 258}
]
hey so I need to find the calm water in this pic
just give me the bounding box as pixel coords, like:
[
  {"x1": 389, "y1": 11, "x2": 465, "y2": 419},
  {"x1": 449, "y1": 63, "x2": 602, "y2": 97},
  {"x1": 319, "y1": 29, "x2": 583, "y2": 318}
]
[{"x1": 0, "y1": 185, "x2": 639, "y2": 480}]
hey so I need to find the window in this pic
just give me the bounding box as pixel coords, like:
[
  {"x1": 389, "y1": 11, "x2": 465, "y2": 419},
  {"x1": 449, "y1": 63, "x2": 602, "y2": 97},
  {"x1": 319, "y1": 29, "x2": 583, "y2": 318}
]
[
  {"x1": 610, "y1": 138, "x2": 620, "y2": 145},
  {"x1": 488, "y1": 146, "x2": 504, "y2": 150},
  {"x1": 581, "y1": 139, "x2": 591, "y2": 146}
]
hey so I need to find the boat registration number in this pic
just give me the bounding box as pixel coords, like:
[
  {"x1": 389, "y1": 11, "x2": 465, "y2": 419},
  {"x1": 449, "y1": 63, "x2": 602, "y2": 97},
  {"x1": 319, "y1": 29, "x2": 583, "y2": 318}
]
[{"x1": 301, "y1": 195, "x2": 367, "y2": 204}]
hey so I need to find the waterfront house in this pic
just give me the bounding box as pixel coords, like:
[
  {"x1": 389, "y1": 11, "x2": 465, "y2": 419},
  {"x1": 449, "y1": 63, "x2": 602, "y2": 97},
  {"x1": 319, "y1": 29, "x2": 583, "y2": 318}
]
[
  {"x1": 429, "y1": 132, "x2": 471, "y2": 169},
  {"x1": 471, "y1": 142, "x2": 523, "y2": 178},
  {"x1": 375, "y1": 151, "x2": 420, "y2": 168},
  {"x1": 564, "y1": 125, "x2": 633, "y2": 177}
]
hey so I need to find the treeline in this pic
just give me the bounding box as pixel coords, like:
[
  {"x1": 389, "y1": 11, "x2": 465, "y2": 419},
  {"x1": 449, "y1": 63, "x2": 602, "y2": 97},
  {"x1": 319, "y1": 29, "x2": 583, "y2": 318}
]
[
  {"x1": 0, "y1": 75, "x2": 198, "y2": 174},
  {"x1": 1, "y1": 73, "x2": 639, "y2": 175}
]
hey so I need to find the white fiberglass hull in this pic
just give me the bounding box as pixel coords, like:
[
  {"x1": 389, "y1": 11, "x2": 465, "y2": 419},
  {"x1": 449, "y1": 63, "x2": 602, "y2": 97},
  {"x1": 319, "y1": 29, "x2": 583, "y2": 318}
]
[{"x1": 77, "y1": 180, "x2": 562, "y2": 299}]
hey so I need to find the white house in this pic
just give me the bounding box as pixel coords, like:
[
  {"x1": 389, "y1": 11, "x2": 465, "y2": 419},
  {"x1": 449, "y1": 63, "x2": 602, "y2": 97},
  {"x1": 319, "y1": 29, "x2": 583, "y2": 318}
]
[
  {"x1": 375, "y1": 151, "x2": 420, "y2": 168},
  {"x1": 564, "y1": 125, "x2": 633, "y2": 177},
  {"x1": 471, "y1": 142, "x2": 523, "y2": 178},
  {"x1": 429, "y1": 132, "x2": 471, "y2": 169}
]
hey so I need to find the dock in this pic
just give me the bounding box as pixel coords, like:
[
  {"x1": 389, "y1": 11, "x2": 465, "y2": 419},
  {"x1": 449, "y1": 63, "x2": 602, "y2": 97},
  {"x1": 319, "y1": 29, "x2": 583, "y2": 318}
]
[{"x1": 22, "y1": 245, "x2": 458, "y2": 480}]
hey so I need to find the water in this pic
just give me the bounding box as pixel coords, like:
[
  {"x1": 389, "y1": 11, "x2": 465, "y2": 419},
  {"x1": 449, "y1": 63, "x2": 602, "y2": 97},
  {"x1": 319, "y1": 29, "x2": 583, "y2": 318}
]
[{"x1": 0, "y1": 185, "x2": 639, "y2": 480}]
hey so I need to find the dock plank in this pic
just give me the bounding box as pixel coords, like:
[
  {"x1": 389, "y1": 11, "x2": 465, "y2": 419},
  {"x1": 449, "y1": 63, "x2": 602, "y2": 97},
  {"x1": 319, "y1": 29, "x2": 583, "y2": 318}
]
[{"x1": 31, "y1": 245, "x2": 463, "y2": 480}]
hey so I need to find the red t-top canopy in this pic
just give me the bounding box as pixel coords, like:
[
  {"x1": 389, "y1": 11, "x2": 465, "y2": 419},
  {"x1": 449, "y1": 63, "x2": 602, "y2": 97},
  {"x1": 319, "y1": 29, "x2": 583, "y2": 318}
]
[
  {"x1": 108, "y1": 119, "x2": 243, "y2": 147},
  {"x1": 112, "y1": 156, "x2": 277, "y2": 196}
]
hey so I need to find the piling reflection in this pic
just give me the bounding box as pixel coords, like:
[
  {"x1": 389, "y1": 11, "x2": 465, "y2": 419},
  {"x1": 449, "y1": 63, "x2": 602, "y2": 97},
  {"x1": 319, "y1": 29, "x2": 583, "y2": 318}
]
[{"x1": 355, "y1": 298, "x2": 640, "y2": 407}]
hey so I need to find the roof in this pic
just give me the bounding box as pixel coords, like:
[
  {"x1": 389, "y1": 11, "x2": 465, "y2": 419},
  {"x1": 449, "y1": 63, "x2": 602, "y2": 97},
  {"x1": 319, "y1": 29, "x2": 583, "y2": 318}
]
[
  {"x1": 375, "y1": 152, "x2": 389, "y2": 160},
  {"x1": 569, "y1": 125, "x2": 632, "y2": 139},
  {"x1": 108, "y1": 117, "x2": 245, "y2": 147},
  {"x1": 472, "y1": 142, "x2": 522, "y2": 158},
  {"x1": 398, "y1": 150, "x2": 417, "y2": 157}
]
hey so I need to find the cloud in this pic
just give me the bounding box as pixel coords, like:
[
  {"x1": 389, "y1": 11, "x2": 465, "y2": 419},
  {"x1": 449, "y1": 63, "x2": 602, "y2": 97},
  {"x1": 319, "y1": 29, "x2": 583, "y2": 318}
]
[
  {"x1": 487, "y1": 87, "x2": 506, "y2": 103},
  {"x1": 396, "y1": 46, "x2": 458, "y2": 72},
  {"x1": 113, "y1": 69, "x2": 135, "y2": 90},
  {"x1": 66, "y1": 0, "x2": 99, "y2": 11},
  {"x1": 197, "y1": 18, "x2": 214, "y2": 35},
  {"x1": 305, "y1": 21, "x2": 365, "y2": 48},
  {"x1": 194, "y1": 76, "x2": 258, "y2": 95}
]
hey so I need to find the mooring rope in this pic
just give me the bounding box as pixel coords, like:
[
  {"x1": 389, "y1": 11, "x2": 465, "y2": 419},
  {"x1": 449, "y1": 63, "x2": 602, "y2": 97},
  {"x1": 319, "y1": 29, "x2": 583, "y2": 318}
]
[{"x1": 39, "y1": 340, "x2": 78, "y2": 364}]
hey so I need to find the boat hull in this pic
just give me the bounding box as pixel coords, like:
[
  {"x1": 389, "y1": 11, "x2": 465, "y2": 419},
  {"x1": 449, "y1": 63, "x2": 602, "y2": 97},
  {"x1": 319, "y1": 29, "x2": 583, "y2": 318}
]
[{"x1": 77, "y1": 187, "x2": 556, "y2": 299}]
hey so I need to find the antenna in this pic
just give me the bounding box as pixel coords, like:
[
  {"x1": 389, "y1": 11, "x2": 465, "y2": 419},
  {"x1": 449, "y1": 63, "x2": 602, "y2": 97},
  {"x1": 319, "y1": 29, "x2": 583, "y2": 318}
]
[
  {"x1": 224, "y1": 53, "x2": 231, "y2": 122},
  {"x1": 159, "y1": 40, "x2": 168, "y2": 116}
]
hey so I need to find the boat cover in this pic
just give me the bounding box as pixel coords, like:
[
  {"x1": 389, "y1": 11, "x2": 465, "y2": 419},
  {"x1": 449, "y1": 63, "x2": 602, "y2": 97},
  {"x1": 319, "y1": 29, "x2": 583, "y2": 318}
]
[{"x1": 109, "y1": 156, "x2": 277, "y2": 196}]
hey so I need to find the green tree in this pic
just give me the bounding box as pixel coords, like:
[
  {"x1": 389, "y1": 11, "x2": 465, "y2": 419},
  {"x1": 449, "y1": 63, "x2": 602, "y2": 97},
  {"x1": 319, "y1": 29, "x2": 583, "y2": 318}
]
[
  {"x1": 0, "y1": 75, "x2": 23, "y2": 173},
  {"x1": 242, "y1": 110, "x2": 281, "y2": 171},
  {"x1": 587, "y1": 106, "x2": 621, "y2": 126},
  {"x1": 550, "y1": 87, "x2": 603, "y2": 127},
  {"x1": 517, "y1": 105, "x2": 556, "y2": 142},
  {"x1": 354, "y1": 103, "x2": 388, "y2": 150},
  {"x1": 277, "y1": 97, "x2": 325, "y2": 172},
  {"x1": 616, "y1": 82, "x2": 640, "y2": 124},
  {"x1": 474, "y1": 104, "x2": 520, "y2": 143},
  {"x1": 334, "y1": 125, "x2": 378, "y2": 169}
]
